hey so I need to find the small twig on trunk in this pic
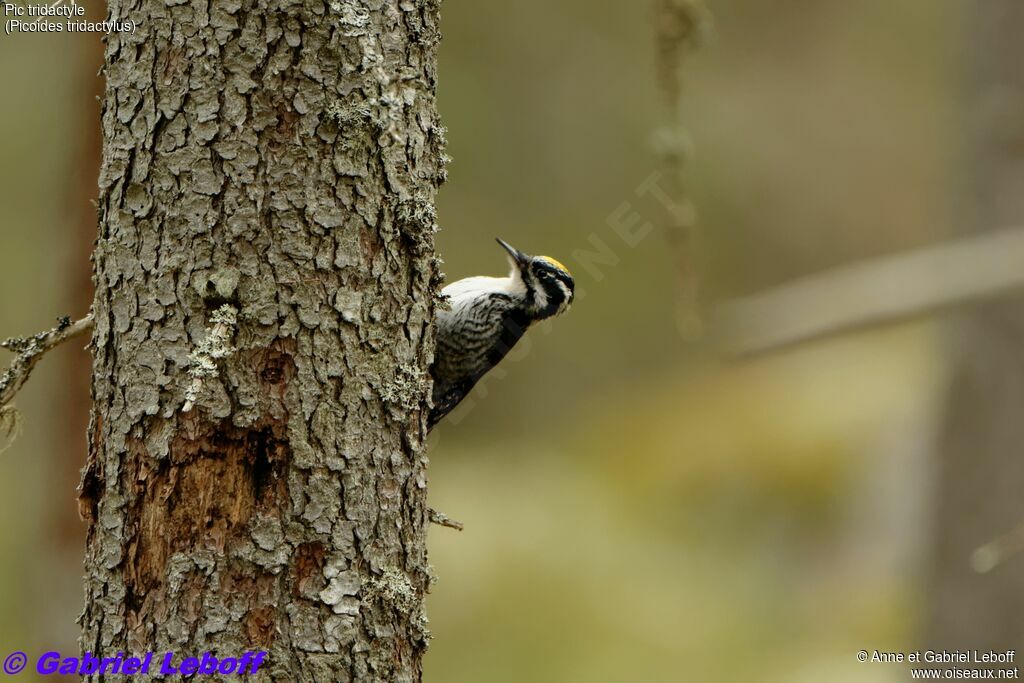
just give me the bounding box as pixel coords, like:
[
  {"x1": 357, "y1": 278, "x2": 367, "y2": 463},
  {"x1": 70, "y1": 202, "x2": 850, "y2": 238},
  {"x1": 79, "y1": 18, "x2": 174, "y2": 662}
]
[
  {"x1": 1, "y1": 312, "x2": 94, "y2": 412},
  {"x1": 428, "y1": 508, "x2": 464, "y2": 532}
]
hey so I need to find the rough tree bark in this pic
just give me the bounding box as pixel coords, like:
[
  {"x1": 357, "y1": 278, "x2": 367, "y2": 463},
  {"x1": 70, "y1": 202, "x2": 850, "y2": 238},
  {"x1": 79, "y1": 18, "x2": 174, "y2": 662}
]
[
  {"x1": 926, "y1": 0, "x2": 1024, "y2": 653},
  {"x1": 78, "y1": 0, "x2": 446, "y2": 680}
]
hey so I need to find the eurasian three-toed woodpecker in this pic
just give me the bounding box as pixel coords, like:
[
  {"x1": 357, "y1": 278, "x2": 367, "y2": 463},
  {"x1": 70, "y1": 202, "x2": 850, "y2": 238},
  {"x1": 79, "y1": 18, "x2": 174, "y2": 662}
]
[{"x1": 429, "y1": 238, "x2": 575, "y2": 429}]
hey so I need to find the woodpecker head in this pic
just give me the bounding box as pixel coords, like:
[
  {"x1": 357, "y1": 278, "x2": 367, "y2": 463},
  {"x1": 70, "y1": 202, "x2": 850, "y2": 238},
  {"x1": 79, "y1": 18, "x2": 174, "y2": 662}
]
[{"x1": 497, "y1": 238, "x2": 575, "y2": 319}]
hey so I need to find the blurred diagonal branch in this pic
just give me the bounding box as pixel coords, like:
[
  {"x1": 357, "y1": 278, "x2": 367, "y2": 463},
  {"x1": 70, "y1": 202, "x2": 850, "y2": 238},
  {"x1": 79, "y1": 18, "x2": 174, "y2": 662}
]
[
  {"x1": 0, "y1": 313, "x2": 93, "y2": 412},
  {"x1": 971, "y1": 521, "x2": 1024, "y2": 575},
  {"x1": 718, "y1": 226, "x2": 1024, "y2": 355}
]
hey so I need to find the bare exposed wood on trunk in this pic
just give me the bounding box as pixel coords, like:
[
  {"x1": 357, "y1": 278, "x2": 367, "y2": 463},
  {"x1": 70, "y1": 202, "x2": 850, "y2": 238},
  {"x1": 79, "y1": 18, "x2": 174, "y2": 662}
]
[
  {"x1": 925, "y1": 0, "x2": 1024, "y2": 652},
  {"x1": 80, "y1": 0, "x2": 445, "y2": 680}
]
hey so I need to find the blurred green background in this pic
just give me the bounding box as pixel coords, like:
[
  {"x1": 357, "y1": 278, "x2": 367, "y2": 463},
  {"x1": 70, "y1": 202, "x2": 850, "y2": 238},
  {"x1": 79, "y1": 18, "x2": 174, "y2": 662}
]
[{"x1": 0, "y1": 0, "x2": 994, "y2": 681}]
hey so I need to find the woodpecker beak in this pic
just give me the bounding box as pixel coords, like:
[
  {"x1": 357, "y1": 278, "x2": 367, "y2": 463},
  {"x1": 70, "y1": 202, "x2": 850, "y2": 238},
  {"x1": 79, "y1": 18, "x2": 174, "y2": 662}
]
[{"x1": 496, "y1": 238, "x2": 530, "y2": 270}]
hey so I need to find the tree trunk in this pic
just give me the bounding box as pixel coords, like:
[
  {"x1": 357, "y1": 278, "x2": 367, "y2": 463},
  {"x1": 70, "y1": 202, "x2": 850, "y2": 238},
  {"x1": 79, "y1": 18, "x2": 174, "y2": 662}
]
[
  {"x1": 926, "y1": 0, "x2": 1024, "y2": 652},
  {"x1": 79, "y1": 0, "x2": 445, "y2": 680}
]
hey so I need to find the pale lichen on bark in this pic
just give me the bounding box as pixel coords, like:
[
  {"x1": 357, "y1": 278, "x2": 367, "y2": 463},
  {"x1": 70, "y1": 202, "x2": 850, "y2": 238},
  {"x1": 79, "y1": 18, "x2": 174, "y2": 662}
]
[
  {"x1": 182, "y1": 304, "x2": 238, "y2": 412},
  {"x1": 80, "y1": 0, "x2": 446, "y2": 680}
]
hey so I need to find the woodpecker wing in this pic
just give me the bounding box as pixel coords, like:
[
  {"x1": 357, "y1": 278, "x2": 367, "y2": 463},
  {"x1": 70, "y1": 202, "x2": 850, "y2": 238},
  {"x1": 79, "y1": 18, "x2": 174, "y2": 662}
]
[{"x1": 429, "y1": 276, "x2": 532, "y2": 427}]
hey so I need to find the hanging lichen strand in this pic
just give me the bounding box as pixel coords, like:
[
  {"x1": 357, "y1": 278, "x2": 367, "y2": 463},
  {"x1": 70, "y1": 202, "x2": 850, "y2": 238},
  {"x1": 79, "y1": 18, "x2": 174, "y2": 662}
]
[{"x1": 653, "y1": 0, "x2": 711, "y2": 340}]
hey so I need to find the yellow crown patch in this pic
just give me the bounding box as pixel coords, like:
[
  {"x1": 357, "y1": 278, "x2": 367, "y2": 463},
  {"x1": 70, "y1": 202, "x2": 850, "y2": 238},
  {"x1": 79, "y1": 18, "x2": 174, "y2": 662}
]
[{"x1": 539, "y1": 256, "x2": 571, "y2": 275}]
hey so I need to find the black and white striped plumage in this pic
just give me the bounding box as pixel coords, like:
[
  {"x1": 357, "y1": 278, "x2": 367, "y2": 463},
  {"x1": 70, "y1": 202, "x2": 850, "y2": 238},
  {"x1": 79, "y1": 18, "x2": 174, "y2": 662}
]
[{"x1": 429, "y1": 238, "x2": 575, "y2": 429}]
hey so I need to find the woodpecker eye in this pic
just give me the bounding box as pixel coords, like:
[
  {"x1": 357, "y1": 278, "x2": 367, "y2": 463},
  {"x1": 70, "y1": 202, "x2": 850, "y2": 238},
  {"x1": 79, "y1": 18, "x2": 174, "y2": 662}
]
[{"x1": 537, "y1": 269, "x2": 552, "y2": 280}]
